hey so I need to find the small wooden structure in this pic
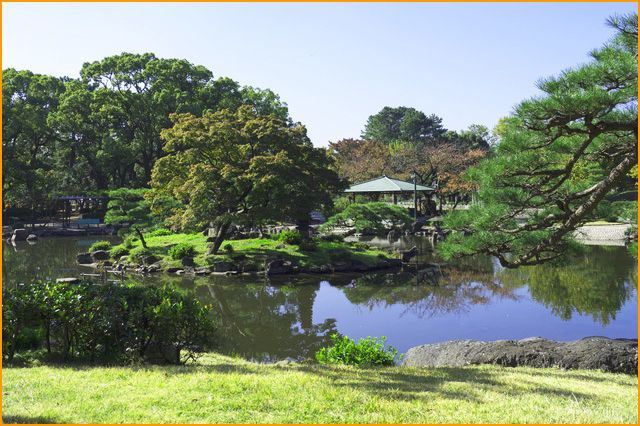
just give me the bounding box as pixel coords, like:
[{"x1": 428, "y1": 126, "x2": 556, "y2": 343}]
[{"x1": 344, "y1": 175, "x2": 436, "y2": 216}]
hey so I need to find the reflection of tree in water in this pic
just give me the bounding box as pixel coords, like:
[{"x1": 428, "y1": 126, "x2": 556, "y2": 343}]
[
  {"x1": 191, "y1": 279, "x2": 337, "y2": 361},
  {"x1": 339, "y1": 262, "x2": 519, "y2": 318},
  {"x1": 498, "y1": 246, "x2": 637, "y2": 325}
]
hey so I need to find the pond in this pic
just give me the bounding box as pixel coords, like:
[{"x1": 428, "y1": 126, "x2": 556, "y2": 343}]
[{"x1": 3, "y1": 236, "x2": 637, "y2": 362}]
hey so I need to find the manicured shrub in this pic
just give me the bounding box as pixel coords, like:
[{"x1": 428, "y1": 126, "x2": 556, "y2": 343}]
[
  {"x1": 123, "y1": 236, "x2": 137, "y2": 249},
  {"x1": 222, "y1": 243, "x2": 234, "y2": 253},
  {"x1": 168, "y1": 243, "x2": 196, "y2": 260},
  {"x1": 278, "y1": 230, "x2": 303, "y2": 245},
  {"x1": 148, "y1": 228, "x2": 172, "y2": 237},
  {"x1": 89, "y1": 240, "x2": 112, "y2": 252},
  {"x1": 319, "y1": 234, "x2": 344, "y2": 243},
  {"x1": 110, "y1": 246, "x2": 129, "y2": 259},
  {"x1": 351, "y1": 242, "x2": 370, "y2": 251},
  {"x1": 2, "y1": 281, "x2": 215, "y2": 365},
  {"x1": 129, "y1": 247, "x2": 152, "y2": 263},
  {"x1": 315, "y1": 334, "x2": 400, "y2": 366},
  {"x1": 321, "y1": 202, "x2": 412, "y2": 235}
]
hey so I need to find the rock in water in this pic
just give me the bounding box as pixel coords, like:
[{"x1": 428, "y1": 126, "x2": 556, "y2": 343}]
[
  {"x1": 76, "y1": 252, "x2": 93, "y2": 264},
  {"x1": 400, "y1": 246, "x2": 418, "y2": 262},
  {"x1": 11, "y1": 229, "x2": 29, "y2": 242},
  {"x1": 402, "y1": 337, "x2": 637, "y2": 374},
  {"x1": 91, "y1": 250, "x2": 110, "y2": 262}
]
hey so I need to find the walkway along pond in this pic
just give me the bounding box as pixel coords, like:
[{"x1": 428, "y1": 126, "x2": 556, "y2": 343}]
[{"x1": 3, "y1": 235, "x2": 637, "y2": 361}]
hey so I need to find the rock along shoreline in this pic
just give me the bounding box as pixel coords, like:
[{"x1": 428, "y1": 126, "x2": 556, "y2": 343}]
[{"x1": 402, "y1": 337, "x2": 638, "y2": 374}]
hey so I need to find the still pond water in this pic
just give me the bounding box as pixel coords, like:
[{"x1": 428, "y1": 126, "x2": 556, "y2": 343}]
[{"x1": 3, "y1": 236, "x2": 638, "y2": 361}]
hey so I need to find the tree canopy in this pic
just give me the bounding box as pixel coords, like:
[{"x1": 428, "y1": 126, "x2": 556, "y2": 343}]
[
  {"x1": 148, "y1": 106, "x2": 345, "y2": 253},
  {"x1": 362, "y1": 106, "x2": 446, "y2": 145},
  {"x1": 2, "y1": 53, "x2": 291, "y2": 216},
  {"x1": 439, "y1": 13, "x2": 638, "y2": 267}
]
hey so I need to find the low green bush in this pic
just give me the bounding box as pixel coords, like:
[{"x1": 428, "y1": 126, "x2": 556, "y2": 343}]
[
  {"x1": 278, "y1": 230, "x2": 303, "y2": 245},
  {"x1": 168, "y1": 243, "x2": 196, "y2": 260},
  {"x1": 89, "y1": 240, "x2": 112, "y2": 252},
  {"x1": 109, "y1": 246, "x2": 129, "y2": 259},
  {"x1": 298, "y1": 239, "x2": 318, "y2": 252},
  {"x1": 315, "y1": 334, "x2": 400, "y2": 366},
  {"x1": 2, "y1": 281, "x2": 215, "y2": 364},
  {"x1": 129, "y1": 247, "x2": 152, "y2": 263},
  {"x1": 351, "y1": 242, "x2": 370, "y2": 251},
  {"x1": 123, "y1": 236, "x2": 137, "y2": 249},
  {"x1": 319, "y1": 234, "x2": 344, "y2": 243},
  {"x1": 148, "y1": 228, "x2": 173, "y2": 237},
  {"x1": 222, "y1": 243, "x2": 234, "y2": 253}
]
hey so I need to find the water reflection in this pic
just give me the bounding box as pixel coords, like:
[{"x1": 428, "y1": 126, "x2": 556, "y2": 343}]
[{"x1": 3, "y1": 237, "x2": 637, "y2": 360}]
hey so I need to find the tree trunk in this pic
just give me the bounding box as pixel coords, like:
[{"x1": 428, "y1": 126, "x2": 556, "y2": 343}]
[
  {"x1": 134, "y1": 227, "x2": 147, "y2": 249},
  {"x1": 207, "y1": 222, "x2": 230, "y2": 255}
]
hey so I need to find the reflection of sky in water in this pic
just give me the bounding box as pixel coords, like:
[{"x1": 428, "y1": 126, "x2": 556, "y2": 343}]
[
  {"x1": 313, "y1": 281, "x2": 637, "y2": 355},
  {"x1": 3, "y1": 237, "x2": 638, "y2": 360}
]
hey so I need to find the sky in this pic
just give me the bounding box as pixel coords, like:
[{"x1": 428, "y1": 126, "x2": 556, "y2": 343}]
[{"x1": 3, "y1": 2, "x2": 637, "y2": 146}]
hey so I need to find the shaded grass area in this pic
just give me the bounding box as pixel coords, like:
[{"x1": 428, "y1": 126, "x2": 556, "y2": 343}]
[
  {"x1": 114, "y1": 233, "x2": 393, "y2": 270},
  {"x1": 3, "y1": 353, "x2": 637, "y2": 423}
]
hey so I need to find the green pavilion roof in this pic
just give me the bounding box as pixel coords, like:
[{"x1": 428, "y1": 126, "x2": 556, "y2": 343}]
[{"x1": 344, "y1": 175, "x2": 435, "y2": 193}]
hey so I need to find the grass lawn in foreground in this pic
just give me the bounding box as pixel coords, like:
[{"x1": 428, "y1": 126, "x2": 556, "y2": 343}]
[{"x1": 3, "y1": 353, "x2": 637, "y2": 423}]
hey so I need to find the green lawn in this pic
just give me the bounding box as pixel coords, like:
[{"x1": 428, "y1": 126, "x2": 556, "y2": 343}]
[
  {"x1": 113, "y1": 233, "x2": 394, "y2": 271},
  {"x1": 3, "y1": 353, "x2": 637, "y2": 424}
]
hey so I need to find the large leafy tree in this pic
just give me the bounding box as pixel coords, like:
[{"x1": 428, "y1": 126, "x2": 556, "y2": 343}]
[
  {"x1": 149, "y1": 106, "x2": 345, "y2": 253},
  {"x1": 440, "y1": 14, "x2": 638, "y2": 268},
  {"x1": 362, "y1": 106, "x2": 446, "y2": 145},
  {"x1": 2, "y1": 69, "x2": 65, "y2": 215}
]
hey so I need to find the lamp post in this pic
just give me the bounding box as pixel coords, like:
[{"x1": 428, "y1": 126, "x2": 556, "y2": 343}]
[{"x1": 411, "y1": 170, "x2": 417, "y2": 221}]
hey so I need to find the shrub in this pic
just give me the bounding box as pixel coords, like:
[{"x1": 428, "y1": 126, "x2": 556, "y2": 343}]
[
  {"x1": 321, "y1": 202, "x2": 412, "y2": 235},
  {"x1": 123, "y1": 236, "x2": 137, "y2": 249},
  {"x1": 148, "y1": 228, "x2": 172, "y2": 237},
  {"x1": 222, "y1": 243, "x2": 234, "y2": 253},
  {"x1": 129, "y1": 247, "x2": 152, "y2": 263},
  {"x1": 110, "y1": 246, "x2": 130, "y2": 259},
  {"x1": 315, "y1": 334, "x2": 400, "y2": 366},
  {"x1": 168, "y1": 243, "x2": 196, "y2": 260},
  {"x1": 351, "y1": 242, "x2": 370, "y2": 251},
  {"x1": 319, "y1": 234, "x2": 344, "y2": 243},
  {"x1": 89, "y1": 240, "x2": 112, "y2": 252},
  {"x1": 278, "y1": 230, "x2": 303, "y2": 245},
  {"x1": 298, "y1": 239, "x2": 318, "y2": 252},
  {"x1": 2, "y1": 281, "x2": 215, "y2": 365}
]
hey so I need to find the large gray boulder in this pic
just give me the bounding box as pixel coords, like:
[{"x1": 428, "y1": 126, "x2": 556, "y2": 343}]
[
  {"x1": 266, "y1": 259, "x2": 293, "y2": 275},
  {"x1": 91, "y1": 250, "x2": 110, "y2": 262},
  {"x1": 402, "y1": 337, "x2": 637, "y2": 374}
]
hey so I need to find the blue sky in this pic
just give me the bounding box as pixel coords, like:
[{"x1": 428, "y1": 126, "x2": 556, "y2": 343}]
[{"x1": 3, "y1": 2, "x2": 637, "y2": 146}]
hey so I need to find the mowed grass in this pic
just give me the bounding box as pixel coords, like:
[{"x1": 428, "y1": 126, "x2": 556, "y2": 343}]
[
  {"x1": 117, "y1": 233, "x2": 393, "y2": 269},
  {"x1": 3, "y1": 353, "x2": 637, "y2": 424}
]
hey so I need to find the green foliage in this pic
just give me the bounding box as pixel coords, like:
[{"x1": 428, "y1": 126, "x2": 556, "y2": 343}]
[
  {"x1": 148, "y1": 106, "x2": 345, "y2": 253},
  {"x1": 129, "y1": 247, "x2": 152, "y2": 263},
  {"x1": 315, "y1": 334, "x2": 399, "y2": 366},
  {"x1": 222, "y1": 243, "x2": 234, "y2": 254},
  {"x1": 362, "y1": 106, "x2": 446, "y2": 145},
  {"x1": 168, "y1": 243, "x2": 196, "y2": 260},
  {"x1": 109, "y1": 246, "x2": 129, "y2": 259},
  {"x1": 104, "y1": 188, "x2": 153, "y2": 248},
  {"x1": 2, "y1": 281, "x2": 215, "y2": 364},
  {"x1": 277, "y1": 230, "x2": 303, "y2": 245},
  {"x1": 89, "y1": 240, "x2": 112, "y2": 252},
  {"x1": 148, "y1": 228, "x2": 173, "y2": 237},
  {"x1": 440, "y1": 15, "x2": 638, "y2": 268},
  {"x1": 298, "y1": 239, "x2": 318, "y2": 252},
  {"x1": 123, "y1": 236, "x2": 137, "y2": 250},
  {"x1": 321, "y1": 202, "x2": 412, "y2": 235},
  {"x1": 319, "y1": 234, "x2": 344, "y2": 243}
]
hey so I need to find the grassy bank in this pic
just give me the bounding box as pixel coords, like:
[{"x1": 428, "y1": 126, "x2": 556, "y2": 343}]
[
  {"x1": 3, "y1": 353, "x2": 637, "y2": 423},
  {"x1": 109, "y1": 232, "x2": 396, "y2": 273}
]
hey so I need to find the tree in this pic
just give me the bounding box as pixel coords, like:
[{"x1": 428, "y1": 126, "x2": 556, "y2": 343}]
[
  {"x1": 321, "y1": 202, "x2": 413, "y2": 235},
  {"x1": 2, "y1": 69, "x2": 65, "y2": 217},
  {"x1": 362, "y1": 106, "x2": 446, "y2": 145},
  {"x1": 327, "y1": 138, "x2": 390, "y2": 182},
  {"x1": 439, "y1": 14, "x2": 638, "y2": 268},
  {"x1": 104, "y1": 188, "x2": 153, "y2": 248},
  {"x1": 149, "y1": 106, "x2": 345, "y2": 254}
]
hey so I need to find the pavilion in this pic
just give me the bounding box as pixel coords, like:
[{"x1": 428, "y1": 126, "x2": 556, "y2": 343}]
[{"x1": 344, "y1": 175, "x2": 436, "y2": 216}]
